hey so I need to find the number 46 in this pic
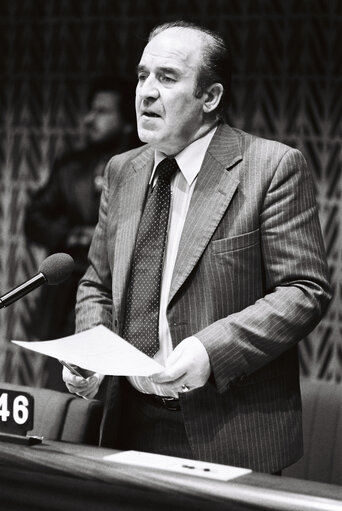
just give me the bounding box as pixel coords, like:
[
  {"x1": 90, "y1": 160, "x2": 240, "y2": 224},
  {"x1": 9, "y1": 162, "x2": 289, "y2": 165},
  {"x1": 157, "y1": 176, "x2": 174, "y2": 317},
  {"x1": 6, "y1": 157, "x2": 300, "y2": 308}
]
[{"x1": 0, "y1": 392, "x2": 29, "y2": 425}]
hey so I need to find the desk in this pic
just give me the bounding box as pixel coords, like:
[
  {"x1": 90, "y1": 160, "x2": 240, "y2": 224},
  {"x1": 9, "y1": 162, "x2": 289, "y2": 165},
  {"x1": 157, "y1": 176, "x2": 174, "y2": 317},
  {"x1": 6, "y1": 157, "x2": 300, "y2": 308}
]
[{"x1": 0, "y1": 439, "x2": 341, "y2": 511}]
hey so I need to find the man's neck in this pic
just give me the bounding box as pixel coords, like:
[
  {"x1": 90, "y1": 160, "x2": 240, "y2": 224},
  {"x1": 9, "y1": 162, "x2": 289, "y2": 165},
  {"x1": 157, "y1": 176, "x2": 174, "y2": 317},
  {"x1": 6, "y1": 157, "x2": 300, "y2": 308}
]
[{"x1": 164, "y1": 120, "x2": 220, "y2": 157}]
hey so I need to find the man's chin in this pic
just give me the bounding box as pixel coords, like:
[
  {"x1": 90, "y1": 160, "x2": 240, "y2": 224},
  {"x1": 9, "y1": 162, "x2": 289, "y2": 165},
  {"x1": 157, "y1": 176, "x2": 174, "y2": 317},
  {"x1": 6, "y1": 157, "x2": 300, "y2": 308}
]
[{"x1": 137, "y1": 129, "x2": 162, "y2": 147}]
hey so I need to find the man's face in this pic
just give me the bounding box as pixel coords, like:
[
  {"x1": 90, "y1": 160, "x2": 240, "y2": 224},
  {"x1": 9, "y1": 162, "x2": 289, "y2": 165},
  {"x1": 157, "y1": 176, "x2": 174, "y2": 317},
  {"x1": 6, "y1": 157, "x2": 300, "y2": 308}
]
[
  {"x1": 135, "y1": 28, "x2": 207, "y2": 155},
  {"x1": 85, "y1": 91, "x2": 122, "y2": 144}
]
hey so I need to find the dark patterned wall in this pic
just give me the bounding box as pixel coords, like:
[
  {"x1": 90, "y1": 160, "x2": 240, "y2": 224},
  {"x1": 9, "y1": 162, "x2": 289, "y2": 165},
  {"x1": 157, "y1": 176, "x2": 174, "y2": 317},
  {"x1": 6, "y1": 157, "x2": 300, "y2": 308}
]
[{"x1": 0, "y1": 0, "x2": 340, "y2": 386}]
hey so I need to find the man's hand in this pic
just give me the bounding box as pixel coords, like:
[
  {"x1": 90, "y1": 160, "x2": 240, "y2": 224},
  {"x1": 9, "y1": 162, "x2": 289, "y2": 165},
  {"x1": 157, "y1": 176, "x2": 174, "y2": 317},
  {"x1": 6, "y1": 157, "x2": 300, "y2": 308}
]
[
  {"x1": 62, "y1": 365, "x2": 104, "y2": 399},
  {"x1": 150, "y1": 337, "x2": 211, "y2": 394}
]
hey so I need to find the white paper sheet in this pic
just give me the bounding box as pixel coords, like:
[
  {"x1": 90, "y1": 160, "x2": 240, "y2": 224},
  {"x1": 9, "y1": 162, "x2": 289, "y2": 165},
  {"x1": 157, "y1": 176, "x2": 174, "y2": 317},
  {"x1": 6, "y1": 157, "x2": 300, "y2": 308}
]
[
  {"x1": 11, "y1": 325, "x2": 163, "y2": 376},
  {"x1": 104, "y1": 450, "x2": 251, "y2": 481}
]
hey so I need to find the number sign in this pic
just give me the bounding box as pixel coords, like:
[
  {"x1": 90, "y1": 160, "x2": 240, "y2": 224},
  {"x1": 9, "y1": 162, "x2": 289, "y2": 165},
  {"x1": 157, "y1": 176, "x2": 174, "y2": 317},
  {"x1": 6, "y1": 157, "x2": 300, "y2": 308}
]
[{"x1": 0, "y1": 389, "x2": 34, "y2": 435}]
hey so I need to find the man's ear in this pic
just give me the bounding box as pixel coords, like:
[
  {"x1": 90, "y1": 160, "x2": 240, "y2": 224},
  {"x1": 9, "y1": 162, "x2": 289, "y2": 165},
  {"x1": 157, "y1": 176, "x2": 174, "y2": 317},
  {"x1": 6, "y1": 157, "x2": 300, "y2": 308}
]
[{"x1": 203, "y1": 83, "x2": 224, "y2": 113}]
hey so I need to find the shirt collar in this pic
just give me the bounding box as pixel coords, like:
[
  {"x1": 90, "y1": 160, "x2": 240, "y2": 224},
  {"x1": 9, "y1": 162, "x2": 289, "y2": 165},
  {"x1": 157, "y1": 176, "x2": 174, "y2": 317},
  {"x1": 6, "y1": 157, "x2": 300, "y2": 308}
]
[{"x1": 150, "y1": 126, "x2": 217, "y2": 187}]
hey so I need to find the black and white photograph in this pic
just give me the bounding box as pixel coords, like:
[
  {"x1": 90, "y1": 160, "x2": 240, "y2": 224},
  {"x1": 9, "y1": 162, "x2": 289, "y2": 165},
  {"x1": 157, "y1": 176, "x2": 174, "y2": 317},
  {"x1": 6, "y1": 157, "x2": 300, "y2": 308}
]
[{"x1": 0, "y1": 1, "x2": 340, "y2": 509}]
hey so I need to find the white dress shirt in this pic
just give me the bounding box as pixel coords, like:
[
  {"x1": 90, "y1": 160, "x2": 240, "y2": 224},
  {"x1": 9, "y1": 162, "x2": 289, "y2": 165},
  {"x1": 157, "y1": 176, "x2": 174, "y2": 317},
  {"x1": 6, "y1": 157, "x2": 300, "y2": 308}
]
[{"x1": 128, "y1": 127, "x2": 217, "y2": 397}]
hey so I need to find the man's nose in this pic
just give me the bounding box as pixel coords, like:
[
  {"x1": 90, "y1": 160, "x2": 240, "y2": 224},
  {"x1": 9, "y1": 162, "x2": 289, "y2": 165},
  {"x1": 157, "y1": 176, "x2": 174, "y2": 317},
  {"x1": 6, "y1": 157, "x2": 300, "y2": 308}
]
[
  {"x1": 84, "y1": 111, "x2": 94, "y2": 125},
  {"x1": 138, "y1": 76, "x2": 160, "y2": 101}
]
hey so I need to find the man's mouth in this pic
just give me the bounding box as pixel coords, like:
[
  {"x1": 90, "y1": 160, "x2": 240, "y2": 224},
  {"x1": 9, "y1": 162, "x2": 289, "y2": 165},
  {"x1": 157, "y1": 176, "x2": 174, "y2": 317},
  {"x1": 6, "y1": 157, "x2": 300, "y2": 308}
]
[{"x1": 141, "y1": 111, "x2": 160, "y2": 118}]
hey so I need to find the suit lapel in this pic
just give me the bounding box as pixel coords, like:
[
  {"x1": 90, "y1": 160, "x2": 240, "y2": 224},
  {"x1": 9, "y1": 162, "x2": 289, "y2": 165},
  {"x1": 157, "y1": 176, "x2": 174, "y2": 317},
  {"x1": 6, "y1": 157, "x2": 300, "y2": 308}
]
[
  {"x1": 112, "y1": 146, "x2": 154, "y2": 318},
  {"x1": 169, "y1": 124, "x2": 242, "y2": 304}
]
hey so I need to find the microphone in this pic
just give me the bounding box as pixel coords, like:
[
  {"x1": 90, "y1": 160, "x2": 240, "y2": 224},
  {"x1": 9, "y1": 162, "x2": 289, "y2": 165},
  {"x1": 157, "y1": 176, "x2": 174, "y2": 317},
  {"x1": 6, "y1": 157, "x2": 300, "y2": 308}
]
[{"x1": 0, "y1": 253, "x2": 75, "y2": 309}]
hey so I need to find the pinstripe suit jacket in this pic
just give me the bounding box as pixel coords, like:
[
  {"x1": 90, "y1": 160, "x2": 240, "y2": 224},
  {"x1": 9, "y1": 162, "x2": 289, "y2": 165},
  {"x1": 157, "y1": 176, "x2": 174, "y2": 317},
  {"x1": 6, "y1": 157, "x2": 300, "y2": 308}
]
[{"x1": 76, "y1": 123, "x2": 331, "y2": 472}]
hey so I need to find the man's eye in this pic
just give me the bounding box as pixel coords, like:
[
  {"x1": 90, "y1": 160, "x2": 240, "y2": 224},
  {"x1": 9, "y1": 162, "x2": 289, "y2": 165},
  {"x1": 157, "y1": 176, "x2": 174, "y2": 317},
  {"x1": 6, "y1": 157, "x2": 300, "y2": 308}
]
[
  {"x1": 138, "y1": 73, "x2": 148, "y2": 82},
  {"x1": 160, "y1": 75, "x2": 175, "y2": 84}
]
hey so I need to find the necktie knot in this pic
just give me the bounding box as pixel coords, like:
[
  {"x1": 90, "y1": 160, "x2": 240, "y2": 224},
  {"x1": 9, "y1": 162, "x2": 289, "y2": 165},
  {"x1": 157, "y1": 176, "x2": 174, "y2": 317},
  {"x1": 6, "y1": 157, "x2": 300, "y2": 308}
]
[{"x1": 156, "y1": 158, "x2": 179, "y2": 184}]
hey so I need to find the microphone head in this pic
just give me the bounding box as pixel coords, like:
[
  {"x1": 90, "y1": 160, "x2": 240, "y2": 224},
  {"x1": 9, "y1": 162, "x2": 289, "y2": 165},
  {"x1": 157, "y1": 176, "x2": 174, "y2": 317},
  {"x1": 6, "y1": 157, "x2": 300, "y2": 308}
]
[{"x1": 39, "y1": 253, "x2": 75, "y2": 285}]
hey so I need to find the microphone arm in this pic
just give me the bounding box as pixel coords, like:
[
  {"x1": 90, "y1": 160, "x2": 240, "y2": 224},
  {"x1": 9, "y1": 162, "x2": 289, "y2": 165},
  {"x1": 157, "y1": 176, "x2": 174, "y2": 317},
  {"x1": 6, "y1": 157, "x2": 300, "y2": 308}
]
[
  {"x1": 0, "y1": 273, "x2": 47, "y2": 309},
  {"x1": 0, "y1": 253, "x2": 74, "y2": 310}
]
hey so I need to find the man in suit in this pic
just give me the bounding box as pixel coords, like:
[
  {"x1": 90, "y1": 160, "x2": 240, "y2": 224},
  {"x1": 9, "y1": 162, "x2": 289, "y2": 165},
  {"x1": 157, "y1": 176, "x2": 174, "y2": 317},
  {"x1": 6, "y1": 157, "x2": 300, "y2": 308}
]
[{"x1": 63, "y1": 21, "x2": 331, "y2": 473}]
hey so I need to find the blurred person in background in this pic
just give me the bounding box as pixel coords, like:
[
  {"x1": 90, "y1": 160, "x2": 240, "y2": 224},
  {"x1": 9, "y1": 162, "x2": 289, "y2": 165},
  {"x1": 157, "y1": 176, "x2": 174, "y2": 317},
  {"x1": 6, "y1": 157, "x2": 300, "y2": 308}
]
[{"x1": 25, "y1": 76, "x2": 138, "y2": 390}]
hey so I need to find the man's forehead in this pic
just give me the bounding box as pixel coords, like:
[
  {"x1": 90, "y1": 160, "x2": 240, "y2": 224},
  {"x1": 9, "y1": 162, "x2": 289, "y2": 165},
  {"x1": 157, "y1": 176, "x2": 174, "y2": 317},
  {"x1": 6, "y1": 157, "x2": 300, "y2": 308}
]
[
  {"x1": 141, "y1": 27, "x2": 203, "y2": 67},
  {"x1": 91, "y1": 92, "x2": 120, "y2": 113},
  {"x1": 93, "y1": 91, "x2": 119, "y2": 104}
]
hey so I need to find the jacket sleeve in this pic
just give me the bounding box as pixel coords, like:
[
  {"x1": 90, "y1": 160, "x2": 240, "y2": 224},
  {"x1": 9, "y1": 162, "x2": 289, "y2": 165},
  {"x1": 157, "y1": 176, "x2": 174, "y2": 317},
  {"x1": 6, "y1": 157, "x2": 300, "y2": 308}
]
[
  {"x1": 197, "y1": 148, "x2": 332, "y2": 393},
  {"x1": 75, "y1": 160, "x2": 114, "y2": 333}
]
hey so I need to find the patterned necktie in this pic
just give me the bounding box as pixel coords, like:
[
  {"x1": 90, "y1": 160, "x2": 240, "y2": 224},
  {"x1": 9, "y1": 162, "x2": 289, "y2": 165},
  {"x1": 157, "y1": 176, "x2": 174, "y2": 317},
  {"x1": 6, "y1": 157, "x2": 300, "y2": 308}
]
[{"x1": 122, "y1": 158, "x2": 179, "y2": 357}]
